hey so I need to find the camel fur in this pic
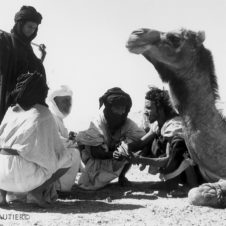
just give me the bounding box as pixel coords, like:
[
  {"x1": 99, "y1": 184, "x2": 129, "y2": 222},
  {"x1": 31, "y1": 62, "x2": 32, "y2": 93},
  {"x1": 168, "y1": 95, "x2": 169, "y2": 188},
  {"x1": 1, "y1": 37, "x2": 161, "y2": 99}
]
[{"x1": 126, "y1": 28, "x2": 226, "y2": 183}]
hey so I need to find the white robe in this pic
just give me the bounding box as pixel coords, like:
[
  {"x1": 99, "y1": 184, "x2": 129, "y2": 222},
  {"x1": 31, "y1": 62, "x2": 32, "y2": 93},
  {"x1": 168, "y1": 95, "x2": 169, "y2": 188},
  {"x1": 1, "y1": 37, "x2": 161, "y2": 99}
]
[
  {"x1": 77, "y1": 112, "x2": 146, "y2": 190},
  {"x1": 0, "y1": 104, "x2": 74, "y2": 193},
  {"x1": 52, "y1": 114, "x2": 81, "y2": 192},
  {"x1": 47, "y1": 86, "x2": 82, "y2": 191}
]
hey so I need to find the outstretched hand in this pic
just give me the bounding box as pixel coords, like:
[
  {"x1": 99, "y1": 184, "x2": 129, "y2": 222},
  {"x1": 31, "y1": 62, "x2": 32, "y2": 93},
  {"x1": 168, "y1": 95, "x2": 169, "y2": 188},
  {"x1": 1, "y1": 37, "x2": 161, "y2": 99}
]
[
  {"x1": 113, "y1": 141, "x2": 129, "y2": 160},
  {"x1": 113, "y1": 140, "x2": 143, "y2": 162},
  {"x1": 113, "y1": 149, "x2": 124, "y2": 160}
]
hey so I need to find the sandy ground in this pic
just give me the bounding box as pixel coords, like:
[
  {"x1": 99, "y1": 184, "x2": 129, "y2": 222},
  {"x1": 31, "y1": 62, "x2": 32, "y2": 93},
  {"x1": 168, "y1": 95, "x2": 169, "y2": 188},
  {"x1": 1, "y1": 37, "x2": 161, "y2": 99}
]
[{"x1": 1, "y1": 165, "x2": 226, "y2": 226}]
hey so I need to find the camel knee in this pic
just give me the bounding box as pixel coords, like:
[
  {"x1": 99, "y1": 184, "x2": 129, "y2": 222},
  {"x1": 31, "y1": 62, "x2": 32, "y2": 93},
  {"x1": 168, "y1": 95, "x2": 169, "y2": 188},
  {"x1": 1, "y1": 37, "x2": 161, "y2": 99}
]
[
  {"x1": 188, "y1": 183, "x2": 226, "y2": 208},
  {"x1": 188, "y1": 187, "x2": 204, "y2": 206}
]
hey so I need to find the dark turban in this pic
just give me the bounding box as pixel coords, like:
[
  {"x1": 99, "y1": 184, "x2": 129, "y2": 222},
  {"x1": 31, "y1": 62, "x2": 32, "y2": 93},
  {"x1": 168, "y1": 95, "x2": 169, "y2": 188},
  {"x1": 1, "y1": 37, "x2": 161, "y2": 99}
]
[
  {"x1": 9, "y1": 72, "x2": 48, "y2": 110},
  {"x1": 99, "y1": 87, "x2": 132, "y2": 131},
  {"x1": 14, "y1": 6, "x2": 42, "y2": 24},
  {"x1": 99, "y1": 87, "x2": 132, "y2": 112}
]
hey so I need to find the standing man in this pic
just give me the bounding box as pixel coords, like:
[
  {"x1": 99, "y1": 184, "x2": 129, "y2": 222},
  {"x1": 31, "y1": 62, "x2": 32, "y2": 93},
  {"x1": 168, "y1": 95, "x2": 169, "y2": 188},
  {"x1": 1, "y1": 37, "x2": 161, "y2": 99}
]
[{"x1": 0, "y1": 5, "x2": 46, "y2": 123}]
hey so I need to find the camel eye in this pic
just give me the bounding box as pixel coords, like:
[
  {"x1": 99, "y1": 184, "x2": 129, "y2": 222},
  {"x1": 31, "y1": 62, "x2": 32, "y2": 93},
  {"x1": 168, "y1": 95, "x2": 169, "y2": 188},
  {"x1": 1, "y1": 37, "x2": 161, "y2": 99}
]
[{"x1": 167, "y1": 34, "x2": 181, "y2": 48}]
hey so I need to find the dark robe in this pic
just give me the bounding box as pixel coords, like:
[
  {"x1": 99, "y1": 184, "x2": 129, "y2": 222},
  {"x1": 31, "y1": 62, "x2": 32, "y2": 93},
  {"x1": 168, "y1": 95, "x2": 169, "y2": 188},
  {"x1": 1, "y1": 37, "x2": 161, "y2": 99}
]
[{"x1": 0, "y1": 30, "x2": 46, "y2": 122}]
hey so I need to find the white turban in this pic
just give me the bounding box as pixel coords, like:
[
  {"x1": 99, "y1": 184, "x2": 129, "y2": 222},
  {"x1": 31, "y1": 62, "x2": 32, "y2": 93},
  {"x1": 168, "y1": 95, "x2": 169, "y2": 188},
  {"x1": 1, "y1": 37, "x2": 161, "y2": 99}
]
[{"x1": 47, "y1": 85, "x2": 73, "y2": 119}]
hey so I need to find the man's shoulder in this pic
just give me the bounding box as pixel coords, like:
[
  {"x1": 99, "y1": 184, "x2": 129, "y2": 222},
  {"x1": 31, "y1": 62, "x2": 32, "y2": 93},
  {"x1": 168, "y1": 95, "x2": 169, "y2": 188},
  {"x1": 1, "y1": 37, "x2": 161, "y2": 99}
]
[
  {"x1": 161, "y1": 116, "x2": 183, "y2": 138},
  {"x1": 165, "y1": 116, "x2": 183, "y2": 127},
  {"x1": 124, "y1": 117, "x2": 137, "y2": 126},
  {"x1": 124, "y1": 117, "x2": 145, "y2": 132},
  {"x1": 0, "y1": 30, "x2": 12, "y2": 46},
  {"x1": 29, "y1": 104, "x2": 53, "y2": 123},
  {"x1": 0, "y1": 30, "x2": 11, "y2": 39}
]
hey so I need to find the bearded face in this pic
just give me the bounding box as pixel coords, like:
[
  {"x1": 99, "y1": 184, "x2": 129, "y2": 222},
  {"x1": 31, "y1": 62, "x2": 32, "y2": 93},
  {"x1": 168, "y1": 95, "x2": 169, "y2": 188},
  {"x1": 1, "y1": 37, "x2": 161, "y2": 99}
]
[
  {"x1": 54, "y1": 95, "x2": 72, "y2": 116},
  {"x1": 104, "y1": 104, "x2": 128, "y2": 132},
  {"x1": 22, "y1": 21, "x2": 38, "y2": 37},
  {"x1": 144, "y1": 99, "x2": 158, "y2": 124}
]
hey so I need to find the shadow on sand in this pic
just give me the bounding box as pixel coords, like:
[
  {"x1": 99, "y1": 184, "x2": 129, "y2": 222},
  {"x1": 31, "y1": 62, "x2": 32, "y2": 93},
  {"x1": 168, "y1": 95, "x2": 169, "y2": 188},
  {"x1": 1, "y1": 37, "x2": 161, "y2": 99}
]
[
  {"x1": 0, "y1": 179, "x2": 185, "y2": 213},
  {"x1": 67, "y1": 179, "x2": 180, "y2": 201},
  {"x1": 0, "y1": 199, "x2": 143, "y2": 214}
]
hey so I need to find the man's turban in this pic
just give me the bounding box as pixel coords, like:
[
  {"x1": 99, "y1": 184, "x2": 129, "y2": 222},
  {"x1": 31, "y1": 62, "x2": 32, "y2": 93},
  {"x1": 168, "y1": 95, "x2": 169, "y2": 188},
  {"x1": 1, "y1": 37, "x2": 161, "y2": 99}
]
[
  {"x1": 9, "y1": 72, "x2": 48, "y2": 110},
  {"x1": 14, "y1": 6, "x2": 42, "y2": 24},
  {"x1": 99, "y1": 87, "x2": 132, "y2": 112}
]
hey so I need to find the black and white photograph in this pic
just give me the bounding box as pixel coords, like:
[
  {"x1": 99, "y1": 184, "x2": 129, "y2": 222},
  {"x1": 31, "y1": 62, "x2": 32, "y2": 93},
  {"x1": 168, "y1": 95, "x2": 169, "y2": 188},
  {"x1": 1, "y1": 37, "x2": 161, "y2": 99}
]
[{"x1": 0, "y1": 0, "x2": 226, "y2": 225}]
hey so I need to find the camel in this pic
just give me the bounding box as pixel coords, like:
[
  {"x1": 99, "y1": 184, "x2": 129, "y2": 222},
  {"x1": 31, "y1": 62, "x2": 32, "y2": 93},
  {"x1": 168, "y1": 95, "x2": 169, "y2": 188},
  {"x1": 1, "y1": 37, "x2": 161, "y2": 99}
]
[{"x1": 126, "y1": 28, "x2": 226, "y2": 207}]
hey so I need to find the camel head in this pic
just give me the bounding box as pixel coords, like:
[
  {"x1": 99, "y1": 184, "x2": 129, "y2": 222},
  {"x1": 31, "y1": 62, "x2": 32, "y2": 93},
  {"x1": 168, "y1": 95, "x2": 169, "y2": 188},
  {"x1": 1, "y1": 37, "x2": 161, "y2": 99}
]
[{"x1": 126, "y1": 28, "x2": 205, "y2": 71}]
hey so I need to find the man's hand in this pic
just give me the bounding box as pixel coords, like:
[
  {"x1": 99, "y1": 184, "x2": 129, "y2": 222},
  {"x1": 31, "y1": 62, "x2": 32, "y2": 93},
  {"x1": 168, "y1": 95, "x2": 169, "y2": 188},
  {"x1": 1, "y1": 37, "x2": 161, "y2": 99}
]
[
  {"x1": 38, "y1": 44, "x2": 47, "y2": 62},
  {"x1": 38, "y1": 44, "x2": 46, "y2": 52},
  {"x1": 69, "y1": 131, "x2": 77, "y2": 141},
  {"x1": 113, "y1": 149, "x2": 124, "y2": 160},
  {"x1": 113, "y1": 141, "x2": 129, "y2": 160},
  {"x1": 117, "y1": 141, "x2": 130, "y2": 157}
]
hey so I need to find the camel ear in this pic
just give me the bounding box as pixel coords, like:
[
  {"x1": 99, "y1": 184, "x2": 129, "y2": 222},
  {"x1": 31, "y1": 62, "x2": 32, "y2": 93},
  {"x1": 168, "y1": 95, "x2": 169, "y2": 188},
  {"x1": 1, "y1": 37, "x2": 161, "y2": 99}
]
[{"x1": 196, "y1": 31, "x2": 205, "y2": 46}]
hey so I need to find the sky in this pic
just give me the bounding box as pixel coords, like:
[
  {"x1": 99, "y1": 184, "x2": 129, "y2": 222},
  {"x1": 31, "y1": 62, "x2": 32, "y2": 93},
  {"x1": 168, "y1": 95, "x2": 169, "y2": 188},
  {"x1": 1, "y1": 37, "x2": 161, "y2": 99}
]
[{"x1": 0, "y1": 0, "x2": 226, "y2": 131}]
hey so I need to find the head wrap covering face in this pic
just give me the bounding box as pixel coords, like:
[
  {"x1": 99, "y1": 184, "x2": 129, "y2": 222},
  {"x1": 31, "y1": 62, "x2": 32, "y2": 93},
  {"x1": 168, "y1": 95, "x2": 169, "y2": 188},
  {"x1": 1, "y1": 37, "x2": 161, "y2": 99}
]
[
  {"x1": 99, "y1": 87, "x2": 132, "y2": 111},
  {"x1": 9, "y1": 72, "x2": 48, "y2": 110},
  {"x1": 14, "y1": 6, "x2": 42, "y2": 24},
  {"x1": 47, "y1": 85, "x2": 73, "y2": 119},
  {"x1": 99, "y1": 87, "x2": 132, "y2": 131}
]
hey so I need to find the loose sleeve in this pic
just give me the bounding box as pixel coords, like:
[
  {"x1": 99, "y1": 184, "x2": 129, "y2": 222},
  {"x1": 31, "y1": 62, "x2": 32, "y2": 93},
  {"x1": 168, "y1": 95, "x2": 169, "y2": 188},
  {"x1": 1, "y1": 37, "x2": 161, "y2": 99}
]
[
  {"x1": 161, "y1": 117, "x2": 184, "y2": 139},
  {"x1": 122, "y1": 118, "x2": 146, "y2": 143}
]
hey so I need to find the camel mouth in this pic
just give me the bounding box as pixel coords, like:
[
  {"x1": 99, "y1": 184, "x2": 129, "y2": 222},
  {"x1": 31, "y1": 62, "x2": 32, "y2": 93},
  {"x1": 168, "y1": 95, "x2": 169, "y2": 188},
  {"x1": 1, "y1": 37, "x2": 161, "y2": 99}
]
[
  {"x1": 126, "y1": 29, "x2": 161, "y2": 53},
  {"x1": 126, "y1": 43, "x2": 147, "y2": 50},
  {"x1": 126, "y1": 37, "x2": 155, "y2": 52},
  {"x1": 126, "y1": 43, "x2": 150, "y2": 54}
]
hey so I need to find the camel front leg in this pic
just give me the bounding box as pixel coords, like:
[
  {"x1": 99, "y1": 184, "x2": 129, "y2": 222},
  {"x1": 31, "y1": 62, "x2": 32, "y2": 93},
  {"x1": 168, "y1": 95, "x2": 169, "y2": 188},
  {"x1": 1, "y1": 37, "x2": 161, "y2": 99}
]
[{"x1": 188, "y1": 179, "x2": 226, "y2": 208}]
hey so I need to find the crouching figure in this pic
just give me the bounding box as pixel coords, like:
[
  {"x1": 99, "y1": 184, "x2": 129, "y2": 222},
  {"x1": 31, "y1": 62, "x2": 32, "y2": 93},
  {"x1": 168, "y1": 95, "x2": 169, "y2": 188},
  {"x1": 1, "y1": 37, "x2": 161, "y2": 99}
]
[
  {"x1": 129, "y1": 87, "x2": 201, "y2": 195},
  {"x1": 0, "y1": 72, "x2": 75, "y2": 207},
  {"x1": 76, "y1": 87, "x2": 145, "y2": 190}
]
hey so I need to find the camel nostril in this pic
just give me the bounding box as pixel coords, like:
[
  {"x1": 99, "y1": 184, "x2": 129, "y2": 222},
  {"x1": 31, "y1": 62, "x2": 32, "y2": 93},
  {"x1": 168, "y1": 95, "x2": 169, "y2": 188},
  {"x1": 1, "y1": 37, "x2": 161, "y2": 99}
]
[{"x1": 131, "y1": 29, "x2": 145, "y2": 36}]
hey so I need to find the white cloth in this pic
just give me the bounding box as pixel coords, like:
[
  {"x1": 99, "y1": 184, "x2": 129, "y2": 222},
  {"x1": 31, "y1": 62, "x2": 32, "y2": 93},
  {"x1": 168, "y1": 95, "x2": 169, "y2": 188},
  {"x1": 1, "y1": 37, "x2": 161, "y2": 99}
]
[
  {"x1": 57, "y1": 147, "x2": 81, "y2": 191},
  {"x1": 47, "y1": 85, "x2": 73, "y2": 120},
  {"x1": 77, "y1": 112, "x2": 146, "y2": 190},
  {"x1": 150, "y1": 116, "x2": 184, "y2": 138},
  {"x1": 146, "y1": 116, "x2": 185, "y2": 177},
  {"x1": 0, "y1": 104, "x2": 74, "y2": 193},
  {"x1": 48, "y1": 85, "x2": 74, "y2": 147},
  {"x1": 48, "y1": 85, "x2": 82, "y2": 191}
]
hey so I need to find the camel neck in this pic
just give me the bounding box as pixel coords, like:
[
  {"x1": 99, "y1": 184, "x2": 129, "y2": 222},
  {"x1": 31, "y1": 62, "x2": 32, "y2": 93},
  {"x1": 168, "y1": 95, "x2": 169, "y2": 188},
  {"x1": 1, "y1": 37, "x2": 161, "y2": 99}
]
[{"x1": 169, "y1": 69, "x2": 219, "y2": 129}]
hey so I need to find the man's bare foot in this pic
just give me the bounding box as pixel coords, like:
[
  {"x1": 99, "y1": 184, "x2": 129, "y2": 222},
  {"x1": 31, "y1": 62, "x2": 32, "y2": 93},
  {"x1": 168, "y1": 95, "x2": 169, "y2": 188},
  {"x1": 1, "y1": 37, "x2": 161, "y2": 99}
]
[{"x1": 27, "y1": 191, "x2": 50, "y2": 208}]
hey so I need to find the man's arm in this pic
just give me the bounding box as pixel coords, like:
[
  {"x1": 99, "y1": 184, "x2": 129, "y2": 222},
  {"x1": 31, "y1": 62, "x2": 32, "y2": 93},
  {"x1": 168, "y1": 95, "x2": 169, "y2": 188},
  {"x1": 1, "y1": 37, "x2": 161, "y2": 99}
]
[
  {"x1": 130, "y1": 154, "x2": 169, "y2": 168},
  {"x1": 90, "y1": 145, "x2": 113, "y2": 159},
  {"x1": 126, "y1": 129, "x2": 156, "y2": 153}
]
